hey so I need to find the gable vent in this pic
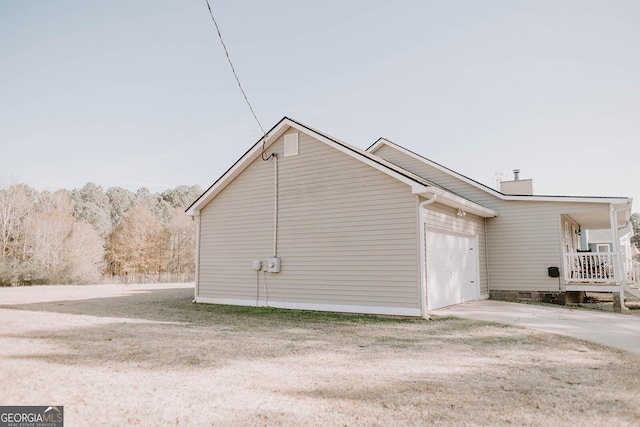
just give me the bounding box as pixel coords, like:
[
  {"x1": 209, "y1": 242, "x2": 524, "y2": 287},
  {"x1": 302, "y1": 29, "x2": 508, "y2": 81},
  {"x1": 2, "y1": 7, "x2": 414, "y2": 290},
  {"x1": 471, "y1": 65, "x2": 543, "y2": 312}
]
[{"x1": 284, "y1": 133, "x2": 299, "y2": 157}]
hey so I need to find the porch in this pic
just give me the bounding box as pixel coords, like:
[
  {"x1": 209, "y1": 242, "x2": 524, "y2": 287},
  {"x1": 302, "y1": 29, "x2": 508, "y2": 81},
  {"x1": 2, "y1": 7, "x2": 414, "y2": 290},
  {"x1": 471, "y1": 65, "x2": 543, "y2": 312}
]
[
  {"x1": 564, "y1": 251, "x2": 640, "y2": 288},
  {"x1": 560, "y1": 200, "x2": 638, "y2": 311}
]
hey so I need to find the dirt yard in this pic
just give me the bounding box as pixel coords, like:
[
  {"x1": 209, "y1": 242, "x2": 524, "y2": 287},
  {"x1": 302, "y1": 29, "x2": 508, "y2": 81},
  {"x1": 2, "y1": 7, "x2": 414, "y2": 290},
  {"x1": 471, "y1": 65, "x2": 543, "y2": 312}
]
[{"x1": 1, "y1": 284, "x2": 639, "y2": 426}]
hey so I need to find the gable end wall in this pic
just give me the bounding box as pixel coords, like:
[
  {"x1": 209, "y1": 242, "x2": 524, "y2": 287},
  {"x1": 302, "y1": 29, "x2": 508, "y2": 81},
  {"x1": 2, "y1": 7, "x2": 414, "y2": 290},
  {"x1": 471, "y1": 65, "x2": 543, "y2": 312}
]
[{"x1": 198, "y1": 129, "x2": 421, "y2": 315}]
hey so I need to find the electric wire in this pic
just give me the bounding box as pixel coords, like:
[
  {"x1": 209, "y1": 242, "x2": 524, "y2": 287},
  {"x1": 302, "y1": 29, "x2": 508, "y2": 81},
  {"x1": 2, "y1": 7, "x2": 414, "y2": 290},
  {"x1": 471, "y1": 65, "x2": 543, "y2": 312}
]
[
  {"x1": 204, "y1": 0, "x2": 275, "y2": 308},
  {"x1": 203, "y1": 0, "x2": 272, "y2": 160}
]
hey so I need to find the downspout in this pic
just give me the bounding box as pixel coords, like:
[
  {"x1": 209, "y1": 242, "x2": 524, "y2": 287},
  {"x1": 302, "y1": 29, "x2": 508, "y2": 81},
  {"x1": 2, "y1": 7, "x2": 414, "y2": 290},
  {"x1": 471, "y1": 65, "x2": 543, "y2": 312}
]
[
  {"x1": 483, "y1": 217, "x2": 490, "y2": 298},
  {"x1": 418, "y1": 192, "x2": 438, "y2": 319},
  {"x1": 191, "y1": 215, "x2": 201, "y2": 303},
  {"x1": 273, "y1": 153, "x2": 279, "y2": 257}
]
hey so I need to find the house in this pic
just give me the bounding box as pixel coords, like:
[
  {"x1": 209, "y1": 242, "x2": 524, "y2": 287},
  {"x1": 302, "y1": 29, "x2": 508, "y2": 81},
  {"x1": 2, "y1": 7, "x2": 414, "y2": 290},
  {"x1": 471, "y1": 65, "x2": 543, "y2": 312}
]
[{"x1": 186, "y1": 117, "x2": 637, "y2": 317}]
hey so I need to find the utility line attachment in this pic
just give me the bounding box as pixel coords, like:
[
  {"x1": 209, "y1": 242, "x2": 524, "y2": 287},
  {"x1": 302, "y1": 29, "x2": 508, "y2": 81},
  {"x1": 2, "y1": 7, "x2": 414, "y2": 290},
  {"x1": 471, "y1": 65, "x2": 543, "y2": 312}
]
[{"x1": 203, "y1": 0, "x2": 273, "y2": 160}]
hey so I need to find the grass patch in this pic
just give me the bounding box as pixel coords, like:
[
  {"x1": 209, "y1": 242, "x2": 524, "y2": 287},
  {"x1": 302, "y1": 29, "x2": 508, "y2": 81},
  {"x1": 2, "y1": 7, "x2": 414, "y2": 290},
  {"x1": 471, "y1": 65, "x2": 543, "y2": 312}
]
[{"x1": 190, "y1": 302, "x2": 419, "y2": 324}]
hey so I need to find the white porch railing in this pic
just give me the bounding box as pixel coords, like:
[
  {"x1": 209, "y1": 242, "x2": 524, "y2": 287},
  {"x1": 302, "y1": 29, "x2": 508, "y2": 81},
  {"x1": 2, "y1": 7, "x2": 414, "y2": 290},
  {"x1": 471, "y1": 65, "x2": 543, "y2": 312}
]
[
  {"x1": 624, "y1": 257, "x2": 640, "y2": 284},
  {"x1": 564, "y1": 252, "x2": 620, "y2": 284}
]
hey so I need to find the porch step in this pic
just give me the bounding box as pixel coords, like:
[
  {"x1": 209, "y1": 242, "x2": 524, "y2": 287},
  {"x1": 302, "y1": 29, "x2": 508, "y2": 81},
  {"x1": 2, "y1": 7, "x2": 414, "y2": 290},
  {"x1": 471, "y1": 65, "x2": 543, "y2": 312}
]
[{"x1": 624, "y1": 284, "x2": 640, "y2": 299}]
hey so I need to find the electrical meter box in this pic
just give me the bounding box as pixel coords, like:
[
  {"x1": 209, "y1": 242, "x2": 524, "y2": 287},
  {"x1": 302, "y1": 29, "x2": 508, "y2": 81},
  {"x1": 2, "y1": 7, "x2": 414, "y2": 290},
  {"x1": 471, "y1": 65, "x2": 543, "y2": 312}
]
[{"x1": 267, "y1": 257, "x2": 280, "y2": 273}]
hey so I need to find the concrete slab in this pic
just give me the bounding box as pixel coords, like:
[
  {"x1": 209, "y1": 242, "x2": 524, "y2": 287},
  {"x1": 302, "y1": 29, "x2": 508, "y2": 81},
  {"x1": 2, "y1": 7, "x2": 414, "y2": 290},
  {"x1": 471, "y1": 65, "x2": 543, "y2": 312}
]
[{"x1": 431, "y1": 300, "x2": 640, "y2": 355}]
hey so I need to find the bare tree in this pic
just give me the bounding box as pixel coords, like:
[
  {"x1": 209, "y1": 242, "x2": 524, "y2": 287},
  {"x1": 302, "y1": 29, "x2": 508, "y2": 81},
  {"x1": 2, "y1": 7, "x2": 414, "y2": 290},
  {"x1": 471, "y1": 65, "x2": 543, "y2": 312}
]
[
  {"x1": 0, "y1": 183, "x2": 33, "y2": 259},
  {"x1": 1, "y1": 181, "x2": 199, "y2": 286},
  {"x1": 106, "y1": 204, "x2": 168, "y2": 280},
  {"x1": 64, "y1": 221, "x2": 105, "y2": 284},
  {"x1": 167, "y1": 207, "x2": 196, "y2": 275},
  {"x1": 23, "y1": 191, "x2": 75, "y2": 283}
]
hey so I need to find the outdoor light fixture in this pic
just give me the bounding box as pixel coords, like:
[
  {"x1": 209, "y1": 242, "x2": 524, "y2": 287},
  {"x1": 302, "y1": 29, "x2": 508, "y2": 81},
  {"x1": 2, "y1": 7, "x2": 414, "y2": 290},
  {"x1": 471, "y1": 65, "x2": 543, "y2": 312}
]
[{"x1": 456, "y1": 209, "x2": 467, "y2": 217}]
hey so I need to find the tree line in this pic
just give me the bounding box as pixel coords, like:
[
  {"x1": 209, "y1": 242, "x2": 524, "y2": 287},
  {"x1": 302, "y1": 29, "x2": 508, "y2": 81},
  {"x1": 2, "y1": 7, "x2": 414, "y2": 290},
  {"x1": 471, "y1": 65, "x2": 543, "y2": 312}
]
[{"x1": 0, "y1": 182, "x2": 202, "y2": 286}]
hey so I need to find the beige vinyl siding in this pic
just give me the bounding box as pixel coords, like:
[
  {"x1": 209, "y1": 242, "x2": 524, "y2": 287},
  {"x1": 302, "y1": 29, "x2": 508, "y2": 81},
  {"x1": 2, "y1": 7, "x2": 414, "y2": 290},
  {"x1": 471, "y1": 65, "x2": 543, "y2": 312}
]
[
  {"x1": 198, "y1": 153, "x2": 274, "y2": 301},
  {"x1": 423, "y1": 202, "x2": 488, "y2": 297},
  {"x1": 198, "y1": 128, "x2": 420, "y2": 311},
  {"x1": 374, "y1": 143, "x2": 612, "y2": 292},
  {"x1": 486, "y1": 201, "x2": 610, "y2": 291}
]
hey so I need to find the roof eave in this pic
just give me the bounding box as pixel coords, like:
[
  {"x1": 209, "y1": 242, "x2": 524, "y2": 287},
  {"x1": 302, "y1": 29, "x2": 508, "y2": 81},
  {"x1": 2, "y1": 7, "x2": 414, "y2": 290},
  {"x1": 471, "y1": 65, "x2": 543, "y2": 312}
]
[
  {"x1": 413, "y1": 186, "x2": 498, "y2": 218},
  {"x1": 369, "y1": 139, "x2": 633, "y2": 207},
  {"x1": 185, "y1": 117, "x2": 294, "y2": 216}
]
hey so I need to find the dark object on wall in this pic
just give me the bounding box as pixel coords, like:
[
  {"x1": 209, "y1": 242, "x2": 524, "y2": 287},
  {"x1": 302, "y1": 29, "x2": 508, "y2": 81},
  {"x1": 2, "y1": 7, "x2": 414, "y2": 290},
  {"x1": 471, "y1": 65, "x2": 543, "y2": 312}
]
[{"x1": 548, "y1": 266, "x2": 560, "y2": 278}]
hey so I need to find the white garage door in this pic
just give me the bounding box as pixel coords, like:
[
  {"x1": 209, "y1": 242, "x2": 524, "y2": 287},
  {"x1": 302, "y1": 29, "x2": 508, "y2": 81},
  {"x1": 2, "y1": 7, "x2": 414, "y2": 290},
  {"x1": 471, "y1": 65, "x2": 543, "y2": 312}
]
[{"x1": 426, "y1": 230, "x2": 478, "y2": 310}]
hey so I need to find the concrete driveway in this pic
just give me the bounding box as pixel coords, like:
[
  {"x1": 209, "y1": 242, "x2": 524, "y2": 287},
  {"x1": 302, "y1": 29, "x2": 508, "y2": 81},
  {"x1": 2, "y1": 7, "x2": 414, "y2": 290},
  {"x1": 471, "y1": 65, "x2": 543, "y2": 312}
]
[{"x1": 431, "y1": 300, "x2": 640, "y2": 355}]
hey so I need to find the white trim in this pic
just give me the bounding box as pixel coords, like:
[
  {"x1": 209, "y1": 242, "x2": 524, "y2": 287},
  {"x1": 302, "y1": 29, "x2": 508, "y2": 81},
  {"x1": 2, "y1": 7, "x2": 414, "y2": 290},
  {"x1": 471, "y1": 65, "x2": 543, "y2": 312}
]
[
  {"x1": 368, "y1": 138, "x2": 632, "y2": 205},
  {"x1": 191, "y1": 216, "x2": 201, "y2": 302},
  {"x1": 369, "y1": 138, "x2": 507, "y2": 198},
  {"x1": 417, "y1": 186, "x2": 497, "y2": 218},
  {"x1": 284, "y1": 120, "x2": 427, "y2": 190},
  {"x1": 187, "y1": 117, "x2": 503, "y2": 217},
  {"x1": 194, "y1": 296, "x2": 422, "y2": 317},
  {"x1": 565, "y1": 285, "x2": 622, "y2": 292},
  {"x1": 473, "y1": 235, "x2": 481, "y2": 301},
  {"x1": 411, "y1": 184, "x2": 429, "y2": 194},
  {"x1": 418, "y1": 193, "x2": 439, "y2": 319},
  {"x1": 187, "y1": 118, "x2": 431, "y2": 215},
  {"x1": 184, "y1": 136, "x2": 267, "y2": 216}
]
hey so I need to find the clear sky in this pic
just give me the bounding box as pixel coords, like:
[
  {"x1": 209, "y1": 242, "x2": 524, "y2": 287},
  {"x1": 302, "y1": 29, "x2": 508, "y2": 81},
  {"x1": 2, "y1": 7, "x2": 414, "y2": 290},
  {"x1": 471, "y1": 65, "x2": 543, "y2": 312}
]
[{"x1": 1, "y1": 1, "x2": 639, "y2": 209}]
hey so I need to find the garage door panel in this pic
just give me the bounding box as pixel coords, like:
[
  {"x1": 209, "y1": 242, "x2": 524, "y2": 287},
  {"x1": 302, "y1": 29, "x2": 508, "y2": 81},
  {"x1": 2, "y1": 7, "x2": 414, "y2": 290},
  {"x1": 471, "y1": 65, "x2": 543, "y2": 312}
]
[{"x1": 426, "y1": 230, "x2": 478, "y2": 310}]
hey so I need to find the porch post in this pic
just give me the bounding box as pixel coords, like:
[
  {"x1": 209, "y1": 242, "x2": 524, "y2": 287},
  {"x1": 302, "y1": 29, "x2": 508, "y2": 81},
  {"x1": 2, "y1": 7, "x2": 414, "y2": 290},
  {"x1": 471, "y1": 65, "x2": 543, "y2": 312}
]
[{"x1": 610, "y1": 204, "x2": 626, "y2": 312}]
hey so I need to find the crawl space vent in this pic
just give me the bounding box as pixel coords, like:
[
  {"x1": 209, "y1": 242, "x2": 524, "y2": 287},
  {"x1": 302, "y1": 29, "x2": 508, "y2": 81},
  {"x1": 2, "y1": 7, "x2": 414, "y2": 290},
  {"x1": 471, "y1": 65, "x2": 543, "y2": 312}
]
[{"x1": 284, "y1": 133, "x2": 299, "y2": 157}]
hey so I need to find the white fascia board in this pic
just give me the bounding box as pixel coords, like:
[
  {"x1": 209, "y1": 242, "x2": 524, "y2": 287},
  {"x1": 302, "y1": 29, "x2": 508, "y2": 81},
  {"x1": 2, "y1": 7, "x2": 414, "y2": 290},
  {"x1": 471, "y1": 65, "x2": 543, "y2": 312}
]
[
  {"x1": 284, "y1": 120, "x2": 424, "y2": 190},
  {"x1": 565, "y1": 285, "x2": 622, "y2": 292},
  {"x1": 415, "y1": 187, "x2": 498, "y2": 218},
  {"x1": 186, "y1": 118, "x2": 425, "y2": 216},
  {"x1": 184, "y1": 142, "x2": 262, "y2": 216},
  {"x1": 369, "y1": 139, "x2": 632, "y2": 205},
  {"x1": 411, "y1": 184, "x2": 429, "y2": 195},
  {"x1": 185, "y1": 119, "x2": 292, "y2": 216},
  {"x1": 368, "y1": 138, "x2": 506, "y2": 199},
  {"x1": 502, "y1": 195, "x2": 632, "y2": 204}
]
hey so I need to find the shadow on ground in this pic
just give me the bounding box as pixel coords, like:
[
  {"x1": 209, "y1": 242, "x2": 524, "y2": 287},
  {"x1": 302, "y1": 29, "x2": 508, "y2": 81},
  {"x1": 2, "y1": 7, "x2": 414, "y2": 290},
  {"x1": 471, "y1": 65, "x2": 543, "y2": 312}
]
[
  {"x1": 2, "y1": 285, "x2": 640, "y2": 425},
  {"x1": 0, "y1": 287, "x2": 195, "y2": 323}
]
